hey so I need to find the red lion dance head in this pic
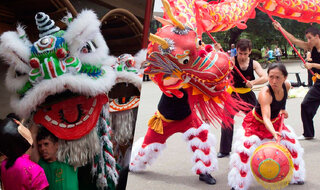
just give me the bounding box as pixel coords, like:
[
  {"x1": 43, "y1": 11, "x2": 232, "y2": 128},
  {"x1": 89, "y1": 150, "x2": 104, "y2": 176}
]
[{"x1": 144, "y1": 0, "x2": 248, "y2": 126}]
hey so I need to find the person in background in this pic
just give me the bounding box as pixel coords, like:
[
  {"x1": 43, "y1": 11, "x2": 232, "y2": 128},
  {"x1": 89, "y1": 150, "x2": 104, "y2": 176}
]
[
  {"x1": 216, "y1": 39, "x2": 268, "y2": 158},
  {"x1": 0, "y1": 117, "x2": 49, "y2": 190},
  {"x1": 273, "y1": 21, "x2": 320, "y2": 140},
  {"x1": 230, "y1": 43, "x2": 237, "y2": 57},
  {"x1": 274, "y1": 45, "x2": 282, "y2": 61},
  {"x1": 267, "y1": 47, "x2": 275, "y2": 60},
  {"x1": 264, "y1": 47, "x2": 269, "y2": 58},
  {"x1": 292, "y1": 49, "x2": 297, "y2": 58},
  {"x1": 282, "y1": 48, "x2": 288, "y2": 58},
  {"x1": 36, "y1": 127, "x2": 79, "y2": 190}
]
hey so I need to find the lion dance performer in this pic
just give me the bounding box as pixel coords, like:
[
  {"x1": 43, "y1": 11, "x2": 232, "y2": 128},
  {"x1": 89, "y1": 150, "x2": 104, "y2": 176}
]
[
  {"x1": 0, "y1": 10, "x2": 130, "y2": 190},
  {"x1": 228, "y1": 63, "x2": 305, "y2": 190},
  {"x1": 130, "y1": 0, "x2": 248, "y2": 184},
  {"x1": 109, "y1": 52, "x2": 145, "y2": 169}
]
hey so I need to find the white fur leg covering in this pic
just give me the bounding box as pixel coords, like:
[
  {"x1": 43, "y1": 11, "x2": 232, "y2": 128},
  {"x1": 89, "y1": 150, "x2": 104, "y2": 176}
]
[
  {"x1": 129, "y1": 137, "x2": 166, "y2": 172},
  {"x1": 228, "y1": 128, "x2": 261, "y2": 190},
  {"x1": 280, "y1": 125, "x2": 306, "y2": 183},
  {"x1": 183, "y1": 123, "x2": 217, "y2": 175}
]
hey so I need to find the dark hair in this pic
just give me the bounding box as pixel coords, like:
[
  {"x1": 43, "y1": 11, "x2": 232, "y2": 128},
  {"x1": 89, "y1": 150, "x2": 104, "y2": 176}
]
[
  {"x1": 236, "y1": 39, "x2": 252, "y2": 51},
  {"x1": 267, "y1": 63, "x2": 288, "y2": 77},
  {"x1": 305, "y1": 27, "x2": 320, "y2": 37},
  {"x1": 6, "y1": 113, "x2": 20, "y2": 120},
  {"x1": 37, "y1": 126, "x2": 58, "y2": 143},
  {"x1": 0, "y1": 117, "x2": 31, "y2": 169}
]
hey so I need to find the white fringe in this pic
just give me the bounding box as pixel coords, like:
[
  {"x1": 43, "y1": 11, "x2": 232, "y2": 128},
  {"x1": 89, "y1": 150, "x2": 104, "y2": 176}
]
[
  {"x1": 228, "y1": 127, "x2": 261, "y2": 190},
  {"x1": 229, "y1": 124, "x2": 306, "y2": 189},
  {"x1": 110, "y1": 108, "x2": 137, "y2": 145},
  {"x1": 184, "y1": 123, "x2": 218, "y2": 174},
  {"x1": 281, "y1": 125, "x2": 305, "y2": 183},
  {"x1": 57, "y1": 127, "x2": 100, "y2": 168},
  {"x1": 129, "y1": 138, "x2": 166, "y2": 172}
]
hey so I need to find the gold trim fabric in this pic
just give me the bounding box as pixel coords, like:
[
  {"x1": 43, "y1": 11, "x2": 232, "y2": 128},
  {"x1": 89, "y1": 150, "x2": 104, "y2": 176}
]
[
  {"x1": 252, "y1": 108, "x2": 280, "y2": 124},
  {"x1": 148, "y1": 111, "x2": 173, "y2": 134},
  {"x1": 234, "y1": 87, "x2": 252, "y2": 94}
]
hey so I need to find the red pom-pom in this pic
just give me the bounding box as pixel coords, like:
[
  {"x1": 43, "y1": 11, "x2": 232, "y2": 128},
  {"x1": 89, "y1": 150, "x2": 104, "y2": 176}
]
[
  {"x1": 56, "y1": 48, "x2": 67, "y2": 59},
  {"x1": 29, "y1": 58, "x2": 40, "y2": 68},
  {"x1": 205, "y1": 45, "x2": 213, "y2": 52},
  {"x1": 199, "y1": 50, "x2": 207, "y2": 58}
]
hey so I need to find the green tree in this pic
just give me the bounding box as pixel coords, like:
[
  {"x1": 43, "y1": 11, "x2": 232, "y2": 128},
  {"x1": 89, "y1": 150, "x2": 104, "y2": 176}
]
[
  {"x1": 243, "y1": 9, "x2": 316, "y2": 54},
  {"x1": 203, "y1": 8, "x2": 319, "y2": 54}
]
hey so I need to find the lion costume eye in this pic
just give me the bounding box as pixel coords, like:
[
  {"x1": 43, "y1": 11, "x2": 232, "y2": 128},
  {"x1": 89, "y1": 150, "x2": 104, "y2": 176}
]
[
  {"x1": 178, "y1": 56, "x2": 189, "y2": 65},
  {"x1": 196, "y1": 39, "x2": 202, "y2": 48},
  {"x1": 15, "y1": 71, "x2": 27, "y2": 77},
  {"x1": 80, "y1": 41, "x2": 97, "y2": 54}
]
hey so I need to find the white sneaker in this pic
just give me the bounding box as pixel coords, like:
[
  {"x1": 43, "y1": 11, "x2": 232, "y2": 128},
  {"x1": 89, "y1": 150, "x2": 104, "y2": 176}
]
[{"x1": 297, "y1": 135, "x2": 314, "y2": 140}]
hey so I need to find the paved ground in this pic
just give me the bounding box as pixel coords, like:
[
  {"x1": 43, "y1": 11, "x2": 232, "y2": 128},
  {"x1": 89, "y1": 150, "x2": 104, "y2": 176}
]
[{"x1": 127, "y1": 59, "x2": 320, "y2": 190}]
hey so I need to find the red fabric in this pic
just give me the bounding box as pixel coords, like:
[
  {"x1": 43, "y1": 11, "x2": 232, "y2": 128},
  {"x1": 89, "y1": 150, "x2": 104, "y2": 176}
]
[
  {"x1": 294, "y1": 164, "x2": 299, "y2": 171},
  {"x1": 244, "y1": 141, "x2": 253, "y2": 149},
  {"x1": 242, "y1": 111, "x2": 289, "y2": 139},
  {"x1": 142, "y1": 112, "x2": 202, "y2": 147},
  {"x1": 34, "y1": 94, "x2": 108, "y2": 140},
  {"x1": 239, "y1": 152, "x2": 249, "y2": 163},
  {"x1": 191, "y1": 146, "x2": 210, "y2": 155},
  {"x1": 240, "y1": 170, "x2": 247, "y2": 177},
  {"x1": 188, "y1": 130, "x2": 208, "y2": 142},
  {"x1": 148, "y1": 72, "x2": 184, "y2": 98},
  {"x1": 289, "y1": 149, "x2": 298, "y2": 159},
  {"x1": 186, "y1": 87, "x2": 250, "y2": 129}
]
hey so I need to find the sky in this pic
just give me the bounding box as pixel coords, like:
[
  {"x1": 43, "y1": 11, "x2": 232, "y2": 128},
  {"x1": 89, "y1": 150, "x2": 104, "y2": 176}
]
[{"x1": 153, "y1": 0, "x2": 163, "y2": 13}]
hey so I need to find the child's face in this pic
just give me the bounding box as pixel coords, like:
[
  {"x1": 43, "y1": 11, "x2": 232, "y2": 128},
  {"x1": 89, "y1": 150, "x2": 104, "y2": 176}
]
[{"x1": 37, "y1": 138, "x2": 58, "y2": 162}]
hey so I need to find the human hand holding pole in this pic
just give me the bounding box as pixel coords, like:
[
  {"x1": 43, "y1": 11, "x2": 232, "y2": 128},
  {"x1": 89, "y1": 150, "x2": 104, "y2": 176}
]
[{"x1": 269, "y1": 14, "x2": 315, "y2": 75}]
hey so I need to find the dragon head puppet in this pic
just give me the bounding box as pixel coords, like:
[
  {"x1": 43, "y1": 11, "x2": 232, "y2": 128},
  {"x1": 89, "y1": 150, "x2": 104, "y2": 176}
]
[
  {"x1": 145, "y1": 0, "x2": 248, "y2": 126},
  {"x1": 0, "y1": 10, "x2": 121, "y2": 189}
]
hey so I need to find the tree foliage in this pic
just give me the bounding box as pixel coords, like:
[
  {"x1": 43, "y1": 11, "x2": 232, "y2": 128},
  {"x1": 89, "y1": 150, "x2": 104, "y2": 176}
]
[
  {"x1": 203, "y1": 8, "x2": 319, "y2": 52},
  {"x1": 245, "y1": 9, "x2": 314, "y2": 50}
]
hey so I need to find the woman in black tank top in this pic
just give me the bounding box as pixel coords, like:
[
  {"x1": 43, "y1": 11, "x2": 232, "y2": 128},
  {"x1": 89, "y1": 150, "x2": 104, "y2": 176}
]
[
  {"x1": 244, "y1": 63, "x2": 290, "y2": 140},
  {"x1": 228, "y1": 63, "x2": 305, "y2": 190}
]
